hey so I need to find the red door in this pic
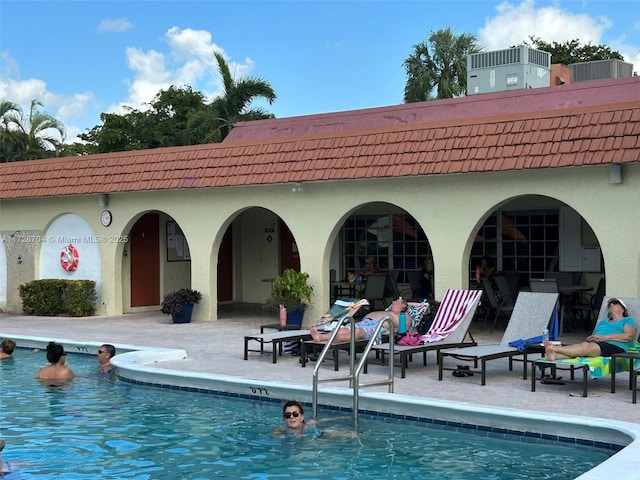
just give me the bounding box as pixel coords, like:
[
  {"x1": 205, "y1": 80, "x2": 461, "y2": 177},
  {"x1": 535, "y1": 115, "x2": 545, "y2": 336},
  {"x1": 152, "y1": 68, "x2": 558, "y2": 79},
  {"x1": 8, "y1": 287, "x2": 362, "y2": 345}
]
[
  {"x1": 130, "y1": 213, "x2": 160, "y2": 306},
  {"x1": 279, "y1": 220, "x2": 300, "y2": 273}
]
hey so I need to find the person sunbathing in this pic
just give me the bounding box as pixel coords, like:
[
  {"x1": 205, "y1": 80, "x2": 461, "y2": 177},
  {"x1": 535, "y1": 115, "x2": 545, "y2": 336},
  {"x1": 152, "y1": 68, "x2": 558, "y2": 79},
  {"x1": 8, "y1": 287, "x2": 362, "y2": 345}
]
[
  {"x1": 310, "y1": 298, "x2": 412, "y2": 343},
  {"x1": 544, "y1": 297, "x2": 636, "y2": 360}
]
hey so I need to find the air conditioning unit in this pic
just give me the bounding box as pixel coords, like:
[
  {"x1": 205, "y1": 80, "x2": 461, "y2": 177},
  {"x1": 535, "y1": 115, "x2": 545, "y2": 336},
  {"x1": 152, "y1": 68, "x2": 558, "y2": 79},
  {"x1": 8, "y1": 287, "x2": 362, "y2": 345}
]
[
  {"x1": 569, "y1": 59, "x2": 634, "y2": 83},
  {"x1": 467, "y1": 46, "x2": 551, "y2": 95}
]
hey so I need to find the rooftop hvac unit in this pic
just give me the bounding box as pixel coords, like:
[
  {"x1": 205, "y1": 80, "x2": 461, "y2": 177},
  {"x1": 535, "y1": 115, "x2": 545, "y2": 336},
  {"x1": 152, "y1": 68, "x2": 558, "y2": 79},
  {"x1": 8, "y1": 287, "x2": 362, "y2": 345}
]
[
  {"x1": 467, "y1": 46, "x2": 551, "y2": 95},
  {"x1": 569, "y1": 59, "x2": 634, "y2": 83}
]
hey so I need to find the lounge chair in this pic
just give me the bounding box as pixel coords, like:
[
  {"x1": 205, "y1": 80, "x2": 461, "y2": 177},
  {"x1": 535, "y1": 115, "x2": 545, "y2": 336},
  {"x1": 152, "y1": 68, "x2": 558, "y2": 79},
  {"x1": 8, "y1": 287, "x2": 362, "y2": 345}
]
[
  {"x1": 369, "y1": 289, "x2": 482, "y2": 378},
  {"x1": 244, "y1": 329, "x2": 312, "y2": 364},
  {"x1": 245, "y1": 298, "x2": 368, "y2": 365},
  {"x1": 438, "y1": 292, "x2": 559, "y2": 385},
  {"x1": 531, "y1": 296, "x2": 640, "y2": 397},
  {"x1": 299, "y1": 298, "x2": 372, "y2": 370}
]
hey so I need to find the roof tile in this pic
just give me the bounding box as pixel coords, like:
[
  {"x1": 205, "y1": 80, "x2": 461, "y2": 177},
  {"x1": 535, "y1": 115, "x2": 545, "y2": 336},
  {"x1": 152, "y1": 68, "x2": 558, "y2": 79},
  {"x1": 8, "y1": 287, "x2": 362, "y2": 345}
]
[{"x1": 1, "y1": 94, "x2": 639, "y2": 200}]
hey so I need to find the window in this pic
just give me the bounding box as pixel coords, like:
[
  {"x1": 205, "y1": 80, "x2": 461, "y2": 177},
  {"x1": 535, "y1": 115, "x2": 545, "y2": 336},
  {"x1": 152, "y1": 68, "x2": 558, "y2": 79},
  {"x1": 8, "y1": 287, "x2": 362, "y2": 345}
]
[
  {"x1": 342, "y1": 214, "x2": 431, "y2": 282},
  {"x1": 471, "y1": 209, "x2": 559, "y2": 285}
]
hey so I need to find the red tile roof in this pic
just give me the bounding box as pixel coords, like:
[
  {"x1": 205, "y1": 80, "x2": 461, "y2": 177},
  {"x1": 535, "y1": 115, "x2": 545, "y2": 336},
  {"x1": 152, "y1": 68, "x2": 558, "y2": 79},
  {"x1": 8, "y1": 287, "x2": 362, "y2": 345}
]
[{"x1": 1, "y1": 80, "x2": 639, "y2": 200}]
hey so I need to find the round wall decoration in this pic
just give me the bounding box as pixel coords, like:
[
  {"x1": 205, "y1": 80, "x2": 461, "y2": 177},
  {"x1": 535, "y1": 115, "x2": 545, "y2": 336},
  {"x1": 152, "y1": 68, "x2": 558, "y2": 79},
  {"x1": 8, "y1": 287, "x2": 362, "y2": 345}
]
[{"x1": 60, "y1": 244, "x2": 80, "y2": 272}]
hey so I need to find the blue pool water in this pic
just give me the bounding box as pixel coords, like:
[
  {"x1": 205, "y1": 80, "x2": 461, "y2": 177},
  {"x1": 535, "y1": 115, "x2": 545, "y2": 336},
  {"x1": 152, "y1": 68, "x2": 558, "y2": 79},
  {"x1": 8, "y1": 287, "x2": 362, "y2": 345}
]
[{"x1": 0, "y1": 349, "x2": 616, "y2": 479}]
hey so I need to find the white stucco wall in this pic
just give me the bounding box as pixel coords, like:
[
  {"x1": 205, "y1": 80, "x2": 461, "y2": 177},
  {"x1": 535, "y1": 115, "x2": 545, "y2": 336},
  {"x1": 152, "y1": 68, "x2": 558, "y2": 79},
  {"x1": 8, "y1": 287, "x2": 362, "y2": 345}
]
[
  {"x1": 0, "y1": 163, "x2": 638, "y2": 323},
  {"x1": 39, "y1": 214, "x2": 103, "y2": 300}
]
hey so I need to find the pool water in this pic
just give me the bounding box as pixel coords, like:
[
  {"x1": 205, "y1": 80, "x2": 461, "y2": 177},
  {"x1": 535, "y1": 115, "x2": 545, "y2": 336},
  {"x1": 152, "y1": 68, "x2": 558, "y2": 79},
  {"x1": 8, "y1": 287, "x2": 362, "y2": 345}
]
[{"x1": 0, "y1": 349, "x2": 615, "y2": 479}]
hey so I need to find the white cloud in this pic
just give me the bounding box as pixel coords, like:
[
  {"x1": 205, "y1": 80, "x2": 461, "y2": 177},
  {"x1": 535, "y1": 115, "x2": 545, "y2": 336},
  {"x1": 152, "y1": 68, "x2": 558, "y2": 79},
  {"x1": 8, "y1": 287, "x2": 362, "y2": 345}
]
[
  {"x1": 98, "y1": 18, "x2": 133, "y2": 33},
  {"x1": 107, "y1": 27, "x2": 256, "y2": 116},
  {"x1": 478, "y1": 0, "x2": 612, "y2": 51}
]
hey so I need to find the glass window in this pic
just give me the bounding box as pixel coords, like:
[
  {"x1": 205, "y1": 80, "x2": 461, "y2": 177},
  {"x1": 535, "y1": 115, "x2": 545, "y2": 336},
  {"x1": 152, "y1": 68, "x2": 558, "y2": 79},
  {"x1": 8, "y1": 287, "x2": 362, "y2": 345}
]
[
  {"x1": 471, "y1": 209, "x2": 559, "y2": 285},
  {"x1": 342, "y1": 214, "x2": 431, "y2": 283}
]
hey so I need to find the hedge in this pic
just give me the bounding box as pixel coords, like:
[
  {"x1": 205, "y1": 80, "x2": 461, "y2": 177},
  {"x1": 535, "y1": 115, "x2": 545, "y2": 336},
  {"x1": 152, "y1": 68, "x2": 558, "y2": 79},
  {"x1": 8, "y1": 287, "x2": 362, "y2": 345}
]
[{"x1": 19, "y1": 279, "x2": 97, "y2": 316}]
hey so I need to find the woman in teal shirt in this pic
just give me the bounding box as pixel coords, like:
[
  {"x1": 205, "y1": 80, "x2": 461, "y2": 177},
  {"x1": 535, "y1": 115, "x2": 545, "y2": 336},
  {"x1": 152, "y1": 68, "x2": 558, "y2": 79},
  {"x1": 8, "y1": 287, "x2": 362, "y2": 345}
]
[{"x1": 544, "y1": 297, "x2": 636, "y2": 360}]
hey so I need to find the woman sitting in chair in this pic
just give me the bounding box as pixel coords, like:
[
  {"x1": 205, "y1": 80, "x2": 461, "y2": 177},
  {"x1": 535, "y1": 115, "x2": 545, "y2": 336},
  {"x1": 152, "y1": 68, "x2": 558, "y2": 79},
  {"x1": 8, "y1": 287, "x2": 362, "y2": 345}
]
[
  {"x1": 544, "y1": 298, "x2": 636, "y2": 360},
  {"x1": 310, "y1": 298, "x2": 412, "y2": 343}
]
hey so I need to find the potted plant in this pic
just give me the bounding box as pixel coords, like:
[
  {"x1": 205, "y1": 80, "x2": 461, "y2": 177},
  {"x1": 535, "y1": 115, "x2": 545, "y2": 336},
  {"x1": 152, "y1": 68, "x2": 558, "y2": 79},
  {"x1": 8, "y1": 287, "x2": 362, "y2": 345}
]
[
  {"x1": 161, "y1": 288, "x2": 203, "y2": 324},
  {"x1": 264, "y1": 269, "x2": 314, "y2": 326}
]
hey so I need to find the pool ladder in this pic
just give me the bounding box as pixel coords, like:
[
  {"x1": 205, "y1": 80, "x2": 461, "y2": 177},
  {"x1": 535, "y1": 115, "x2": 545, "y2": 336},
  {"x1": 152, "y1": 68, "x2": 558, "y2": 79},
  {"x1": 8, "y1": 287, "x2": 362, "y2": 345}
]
[{"x1": 311, "y1": 316, "x2": 395, "y2": 429}]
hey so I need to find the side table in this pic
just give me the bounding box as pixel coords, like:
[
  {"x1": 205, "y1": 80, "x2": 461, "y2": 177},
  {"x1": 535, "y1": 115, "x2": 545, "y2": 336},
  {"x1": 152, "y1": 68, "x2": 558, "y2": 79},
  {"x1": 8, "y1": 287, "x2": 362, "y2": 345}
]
[{"x1": 610, "y1": 351, "x2": 640, "y2": 404}]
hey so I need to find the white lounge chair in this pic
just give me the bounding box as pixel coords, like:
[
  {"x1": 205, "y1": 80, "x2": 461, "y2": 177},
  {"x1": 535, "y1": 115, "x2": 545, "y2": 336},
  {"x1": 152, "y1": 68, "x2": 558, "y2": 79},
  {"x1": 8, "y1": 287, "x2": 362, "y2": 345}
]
[
  {"x1": 244, "y1": 298, "x2": 368, "y2": 364},
  {"x1": 370, "y1": 289, "x2": 482, "y2": 378},
  {"x1": 438, "y1": 292, "x2": 559, "y2": 385}
]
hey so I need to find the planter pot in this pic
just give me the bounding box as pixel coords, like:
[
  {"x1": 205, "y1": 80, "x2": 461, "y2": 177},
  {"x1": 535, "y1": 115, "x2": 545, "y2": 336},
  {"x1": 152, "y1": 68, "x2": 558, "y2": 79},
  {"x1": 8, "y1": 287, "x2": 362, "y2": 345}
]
[
  {"x1": 285, "y1": 305, "x2": 305, "y2": 326},
  {"x1": 172, "y1": 302, "x2": 194, "y2": 324}
]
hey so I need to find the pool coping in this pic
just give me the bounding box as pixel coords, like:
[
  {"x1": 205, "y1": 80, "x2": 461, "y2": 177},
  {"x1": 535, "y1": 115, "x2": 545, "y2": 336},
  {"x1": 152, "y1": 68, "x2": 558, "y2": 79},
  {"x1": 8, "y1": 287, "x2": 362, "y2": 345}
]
[{"x1": 9, "y1": 333, "x2": 640, "y2": 479}]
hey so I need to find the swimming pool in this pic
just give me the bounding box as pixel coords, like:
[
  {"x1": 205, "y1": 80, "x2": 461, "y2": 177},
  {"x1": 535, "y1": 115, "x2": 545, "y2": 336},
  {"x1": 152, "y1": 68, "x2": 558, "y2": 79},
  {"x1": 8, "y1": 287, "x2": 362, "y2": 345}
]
[{"x1": 1, "y1": 335, "x2": 639, "y2": 479}]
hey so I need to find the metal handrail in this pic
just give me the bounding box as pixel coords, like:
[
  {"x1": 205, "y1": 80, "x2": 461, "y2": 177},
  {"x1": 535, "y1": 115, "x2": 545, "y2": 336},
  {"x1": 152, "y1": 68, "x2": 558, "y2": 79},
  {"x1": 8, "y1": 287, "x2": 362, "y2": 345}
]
[
  {"x1": 353, "y1": 318, "x2": 394, "y2": 429},
  {"x1": 311, "y1": 315, "x2": 395, "y2": 429}
]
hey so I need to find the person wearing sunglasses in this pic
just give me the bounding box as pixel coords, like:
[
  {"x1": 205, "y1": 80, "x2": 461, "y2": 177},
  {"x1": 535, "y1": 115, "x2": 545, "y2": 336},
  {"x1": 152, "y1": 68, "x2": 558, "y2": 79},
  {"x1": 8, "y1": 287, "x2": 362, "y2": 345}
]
[
  {"x1": 544, "y1": 297, "x2": 636, "y2": 360},
  {"x1": 35, "y1": 342, "x2": 75, "y2": 381},
  {"x1": 97, "y1": 344, "x2": 116, "y2": 373},
  {"x1": 271, "y1": 400, "x2": 317, "y2": 437}
]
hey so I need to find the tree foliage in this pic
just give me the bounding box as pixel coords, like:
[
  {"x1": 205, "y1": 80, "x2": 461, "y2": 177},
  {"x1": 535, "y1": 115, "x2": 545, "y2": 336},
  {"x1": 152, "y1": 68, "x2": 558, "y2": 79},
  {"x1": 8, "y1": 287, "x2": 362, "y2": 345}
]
[
  {"x1": 0, "y1": 99, "x2": 65, "y2": 162},
  {"x1": 403, "y1": 27, "x2": 481, "y2": 102},
  {"x1": 519, "y1": 36, "x2": 624, "y2": 65},
  {"x1": 187, "y1": 52, "x2": 276, "y2": 143},
  {"x1": 80, "y1": 56, "x2": 277, "y2": 152},
  {"x1": 79, "y1": 86, "x2": 207, "y2": 153}
]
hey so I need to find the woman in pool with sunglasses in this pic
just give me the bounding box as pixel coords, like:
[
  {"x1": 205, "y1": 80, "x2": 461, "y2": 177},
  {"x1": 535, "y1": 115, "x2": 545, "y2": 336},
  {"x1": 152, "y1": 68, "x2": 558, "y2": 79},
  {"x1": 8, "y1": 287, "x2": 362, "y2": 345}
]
[{"x1": 271, "y1": 400, "x2": 318, "y2": 437}]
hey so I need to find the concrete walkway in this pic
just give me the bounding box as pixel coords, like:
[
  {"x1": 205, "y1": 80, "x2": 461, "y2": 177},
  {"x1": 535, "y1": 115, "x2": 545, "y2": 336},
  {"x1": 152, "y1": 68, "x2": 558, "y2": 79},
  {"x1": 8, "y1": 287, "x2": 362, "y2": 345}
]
[{"x1": 0, "y1": 306, "x2": 637, "y2": 424}]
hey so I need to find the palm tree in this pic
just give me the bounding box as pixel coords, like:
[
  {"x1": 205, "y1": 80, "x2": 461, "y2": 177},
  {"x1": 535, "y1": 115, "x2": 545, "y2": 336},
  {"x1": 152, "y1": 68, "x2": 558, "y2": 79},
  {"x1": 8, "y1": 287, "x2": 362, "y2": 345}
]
[
  {"x1": 403, "y1": 27, "x2": 481, "y2": 102},
  {"x1": 0, "y1": 99, "x2": 65, "y2": 161},
  {"x1": 189, "y1": 52, "x2": 276, "y2": 142},
  {"x1": 0, "y1": 100, "x2": 23, "y2": 162}
]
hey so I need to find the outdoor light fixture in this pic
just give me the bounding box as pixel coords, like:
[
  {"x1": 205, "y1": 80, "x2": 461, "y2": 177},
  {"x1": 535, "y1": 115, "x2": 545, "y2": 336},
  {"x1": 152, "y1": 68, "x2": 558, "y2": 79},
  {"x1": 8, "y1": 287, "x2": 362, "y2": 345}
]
[
  {"x1": 609, "y1": 164, "x2": 622, "y2": 184},
  {"x1": 98, "y1": 193, "x2": 109, "y2": 207},
  {"x1": 291, "y1": 183, "x2": 304, "y2": 193}
]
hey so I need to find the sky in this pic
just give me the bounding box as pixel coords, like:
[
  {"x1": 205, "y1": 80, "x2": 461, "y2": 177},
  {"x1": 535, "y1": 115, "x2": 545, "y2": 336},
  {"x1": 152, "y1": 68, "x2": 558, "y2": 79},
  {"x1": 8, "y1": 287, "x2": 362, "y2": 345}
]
[{"x1": 1, "y1": 0, "x2": 639, "y2": 144}]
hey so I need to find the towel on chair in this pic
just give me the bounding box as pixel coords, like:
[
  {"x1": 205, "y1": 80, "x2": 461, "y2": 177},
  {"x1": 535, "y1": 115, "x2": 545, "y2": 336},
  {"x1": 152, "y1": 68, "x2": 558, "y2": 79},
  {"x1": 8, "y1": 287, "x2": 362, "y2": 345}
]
[{"x1": 508, "y1": 335, "x2": 544, "y2": 353}]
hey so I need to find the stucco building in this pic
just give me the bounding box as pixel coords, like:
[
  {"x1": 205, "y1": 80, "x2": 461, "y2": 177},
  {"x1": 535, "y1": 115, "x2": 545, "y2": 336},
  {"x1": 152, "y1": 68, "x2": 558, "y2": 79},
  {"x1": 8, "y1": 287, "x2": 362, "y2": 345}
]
[{"x1": 1, "y1": 76, "x2": 639, "y2": 324}]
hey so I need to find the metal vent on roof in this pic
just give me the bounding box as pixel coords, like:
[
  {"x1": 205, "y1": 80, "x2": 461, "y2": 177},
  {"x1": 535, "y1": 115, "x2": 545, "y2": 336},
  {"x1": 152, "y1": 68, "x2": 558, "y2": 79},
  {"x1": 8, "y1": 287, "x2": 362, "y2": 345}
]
[
  {"x1": 569, "y1": 59, "x2": 634, "y2": 83},
  {"x1": 468, "y1": 46, "x2": 551, "y2": 69},
  {"x1": 466, "y1": 47, "x2": 551, "y2": 96}
]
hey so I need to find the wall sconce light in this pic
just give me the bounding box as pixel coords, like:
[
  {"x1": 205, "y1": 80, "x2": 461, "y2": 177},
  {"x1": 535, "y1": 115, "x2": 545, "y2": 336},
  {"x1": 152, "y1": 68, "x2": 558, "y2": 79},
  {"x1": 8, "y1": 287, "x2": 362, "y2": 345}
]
[
  {"x1": 291, "y1": 182, "x2": 303, "y2": 193},
  {"x1": 609, "y1": 164, "x2": 622, "y2": 184},
  {"x1": 98, "y1": 193, "x2": 109, "y2": 207},
  {"x1": 17, "y1": 256, "x2": 23, "y2": 265}
]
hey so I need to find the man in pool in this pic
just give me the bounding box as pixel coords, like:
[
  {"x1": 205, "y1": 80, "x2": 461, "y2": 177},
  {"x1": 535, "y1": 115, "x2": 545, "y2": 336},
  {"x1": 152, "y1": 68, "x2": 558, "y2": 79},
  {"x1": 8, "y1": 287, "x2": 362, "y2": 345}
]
[
  {"x1": 35, "y1": 342, "x2": 75, "y2": 381},
  {"x1": 97, "y1": 344, "x2": 116, "y2": 373},
  {"x1": 310, "y1": 298, "x2": 412, "y2": 343},
  {"x1": 0, "y1": 339, "x2": 16, "y2": 360}
]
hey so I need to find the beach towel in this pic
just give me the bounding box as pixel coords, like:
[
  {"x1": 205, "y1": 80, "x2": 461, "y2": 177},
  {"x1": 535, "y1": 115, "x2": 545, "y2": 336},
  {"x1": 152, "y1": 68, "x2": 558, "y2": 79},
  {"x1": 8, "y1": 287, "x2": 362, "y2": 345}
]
[{"x1": 420, "y1": 290, "x2": 482, "y2": 343}]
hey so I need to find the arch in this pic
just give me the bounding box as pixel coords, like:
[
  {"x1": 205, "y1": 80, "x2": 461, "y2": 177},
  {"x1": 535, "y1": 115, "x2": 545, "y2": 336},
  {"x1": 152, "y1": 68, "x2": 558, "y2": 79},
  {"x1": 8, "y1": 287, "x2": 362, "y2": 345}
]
[{"x1": 39, "y1": 213, "x2": 103, "y2": 304}]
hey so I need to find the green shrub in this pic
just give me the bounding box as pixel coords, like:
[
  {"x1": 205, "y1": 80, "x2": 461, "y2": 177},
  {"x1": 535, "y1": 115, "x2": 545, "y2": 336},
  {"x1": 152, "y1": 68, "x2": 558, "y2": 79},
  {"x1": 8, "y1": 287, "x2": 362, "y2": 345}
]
[
  {"x1": 19, "y1": 279, "x2": 97, "y2": 316},
  {"x1": 63, "y1": 280, "x2": 97, "y2": 316}
]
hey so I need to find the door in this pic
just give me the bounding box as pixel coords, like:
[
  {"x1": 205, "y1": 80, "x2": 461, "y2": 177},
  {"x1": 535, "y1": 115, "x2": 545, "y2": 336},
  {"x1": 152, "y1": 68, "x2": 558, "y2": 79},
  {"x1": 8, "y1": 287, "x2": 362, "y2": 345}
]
[
  {"x1": 217, "y1": 226, "x2": 233, "y2": 301},
  {"x1": 279, "y1": 220, "x2": 300, "y2": 273},
  {"x1": 130, "y1": 213, "x2": 160, "y2": 306}
]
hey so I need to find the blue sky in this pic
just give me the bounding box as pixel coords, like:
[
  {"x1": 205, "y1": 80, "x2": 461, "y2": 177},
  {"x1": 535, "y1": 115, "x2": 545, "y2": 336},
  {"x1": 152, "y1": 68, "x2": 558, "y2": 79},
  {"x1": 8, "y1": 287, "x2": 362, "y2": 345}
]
[{"x1": 1, "y1": 0, "x2": 638, "y2": 143}]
